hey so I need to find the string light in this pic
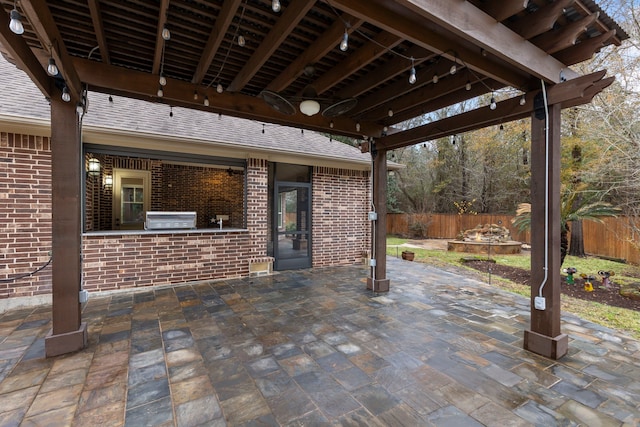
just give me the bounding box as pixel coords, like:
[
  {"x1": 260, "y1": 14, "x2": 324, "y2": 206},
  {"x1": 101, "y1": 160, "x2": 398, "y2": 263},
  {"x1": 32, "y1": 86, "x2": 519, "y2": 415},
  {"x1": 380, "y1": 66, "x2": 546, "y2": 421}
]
[
  {"x1": 47, "y1": 58, "x2": 58, "y2": 76},
  {"x1": 432, "y1": 74, "x2": 439, "y2": 84},
  {"x1": 193, "y1": 90, "x2": 198, "y2": 101},
  {"x1": 356, "y1": 122, "x2": 361, "y2": 132},
  {"x1": 450, "y1": 64, "x2": 457, "y2": 75},
  {"x1": 169, "y1": 106, "x2": 173, "y2": 117},
  {"x1": 162, "y1": 26, "x2": 171, "y2": 41},
  {"x1": 238, "y1": 34, "x2": 246, "y2": 47},
  {"x1": 61, "y1": 86, "x2": 71, "y2": 102},
  {"x1": 340, "y1": 30, "x2": 349, "y2": 51},
  {"x1": 330, "y1": 121, "x2": 334, "y2": 128},
  {"x1": 489, "y1": 94, "x2": 496, "y2": 110},
  {"x1": 520, "y1": 94, "x2": 526, "y2": 105},
  {"x1": 272, "y1": 0, "x2": 281, "y2": 12},
  {"x1": 9, "y1": 6, "x2": 24, "y2": 35},
  {"x1": 262, "y1": 124, "x2": 265, "y2": 133},
  {"x1": 108, "y1": 95, "x2": 113, "y2": 103},
  {"x1": 159, "y1": 74, "x2": 167, "y2": 86},
  {"x1": 217, "y1": 83, "x2": 224, "y2": 93},
  {"x1": 409, "y1": 58, "x2": 416, "y2": 84},
  {"x1": 388, "y1": 108, "x2": 393, "y2": 117},
  {"x1": 465, "y1": 80, "x2": 472, "y2": 91},
  {"x1": 204, "y1": 95, "x2": 209, "y2": 107},
  {"x1": 157, "y1": 85, "x2": 164, "y2": 97}
]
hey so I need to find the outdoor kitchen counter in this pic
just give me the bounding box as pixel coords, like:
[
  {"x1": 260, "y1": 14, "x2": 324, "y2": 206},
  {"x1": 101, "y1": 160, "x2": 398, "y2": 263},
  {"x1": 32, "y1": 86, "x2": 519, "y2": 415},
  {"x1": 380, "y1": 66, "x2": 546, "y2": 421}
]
[{"x1": 83, "y1": 228, "x2": 248, "y2": 236}]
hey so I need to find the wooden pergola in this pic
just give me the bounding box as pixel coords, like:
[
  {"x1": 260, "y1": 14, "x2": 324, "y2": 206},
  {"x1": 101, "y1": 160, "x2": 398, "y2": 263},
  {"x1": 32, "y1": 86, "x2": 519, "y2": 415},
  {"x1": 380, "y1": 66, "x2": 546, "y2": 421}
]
[{"x1": 0, "y1": 0, "x2": 626, "y2": 359}]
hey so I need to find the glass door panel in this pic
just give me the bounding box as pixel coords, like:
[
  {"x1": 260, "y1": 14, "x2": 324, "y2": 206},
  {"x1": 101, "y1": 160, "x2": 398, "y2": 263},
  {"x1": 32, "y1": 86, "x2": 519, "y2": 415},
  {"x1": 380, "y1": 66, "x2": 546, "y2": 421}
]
[{"x1": 274, "y1": 182, "x2": 311, "y2": 270}]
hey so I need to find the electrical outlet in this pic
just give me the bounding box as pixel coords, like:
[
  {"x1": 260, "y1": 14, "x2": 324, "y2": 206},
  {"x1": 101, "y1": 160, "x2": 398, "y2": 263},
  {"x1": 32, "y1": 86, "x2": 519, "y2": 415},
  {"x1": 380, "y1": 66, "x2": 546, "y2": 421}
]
[
  {"x1": 368, "y1": 211, "x2": 377, "y2": 221},
  {"x1": 79, "y1": 289, "x2": 89, "y2": 304},
  {"x1": 369, "y1": 259, "x2": 377, "y2": 267},
  {"x1": 534, "y1": 296, "x2": 546, "y2": 310}
]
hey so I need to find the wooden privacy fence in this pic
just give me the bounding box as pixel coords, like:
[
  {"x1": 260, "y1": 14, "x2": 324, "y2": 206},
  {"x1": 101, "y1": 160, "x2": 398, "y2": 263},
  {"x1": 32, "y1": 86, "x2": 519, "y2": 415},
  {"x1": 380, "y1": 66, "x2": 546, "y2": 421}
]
[{"x1": 387, "y1": 213, "x2": 640, "y2": 265}]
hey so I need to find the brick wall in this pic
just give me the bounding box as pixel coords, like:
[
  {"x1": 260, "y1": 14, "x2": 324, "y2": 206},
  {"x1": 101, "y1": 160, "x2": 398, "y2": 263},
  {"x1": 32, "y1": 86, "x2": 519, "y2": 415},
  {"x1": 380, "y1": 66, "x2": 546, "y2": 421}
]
[
  {"x1": 82, "y1": 231, "x2": 255, "y2": 291},
  {"x1": 312, "y1": 167, "x2": 370, "y2": 266},
  {"x1": 0, "y1": 132, "x2": 52, "y2": 299}
]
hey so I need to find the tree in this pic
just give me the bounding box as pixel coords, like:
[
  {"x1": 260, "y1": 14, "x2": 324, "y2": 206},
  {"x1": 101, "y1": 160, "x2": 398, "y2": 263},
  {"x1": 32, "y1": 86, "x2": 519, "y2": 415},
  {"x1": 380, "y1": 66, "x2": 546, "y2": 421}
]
[{"x1": 512, "y1": 195, "x2": 621, "y2": 265}]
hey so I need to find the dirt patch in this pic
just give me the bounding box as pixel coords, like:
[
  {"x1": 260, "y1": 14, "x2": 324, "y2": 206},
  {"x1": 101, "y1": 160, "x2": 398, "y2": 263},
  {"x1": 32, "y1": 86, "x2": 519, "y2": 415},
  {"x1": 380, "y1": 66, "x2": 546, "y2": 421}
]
[{"x1": 464, "y1": 260, "x2": 640, "y2": 311}]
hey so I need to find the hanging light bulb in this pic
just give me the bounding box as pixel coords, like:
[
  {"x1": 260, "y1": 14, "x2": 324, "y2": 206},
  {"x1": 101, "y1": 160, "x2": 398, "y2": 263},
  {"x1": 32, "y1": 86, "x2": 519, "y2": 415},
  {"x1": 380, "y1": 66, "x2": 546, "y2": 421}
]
[
  {"x1": 432, "y1": 74, "x2": 439, "y2": 84},
  {"x1": 329, "y1": 121, "x2": 334, "y2": 129},
  {"x1": 61, "y1": 86, "x2": 71, "y2": 102},
  {"x1": 217, "y1": 83, "x2": 224, "y2": 93},
  {"x1": 340, "y1": 30, "x2": 348, "y2": 52},
  {"x1": 162, "y1": 26, "x2": 171, "y2": 41},
  {"x1": 203, "y1": 95, "x2": 209, "y2": 107},
  {"x1": 408, "y1": 57, "x2": 416, "y2": 84},
  {"x1": 47, "y1": 58, "x2": 58, "y2": 76},
  {"x1": 159, "y1": 74, "x2": 167, "y2": 86},
  {"x1": 450, "y1": 64, "x2": 457, "y2": 75},
  {"x1": 356, "y1": 122, "x2": 361, "y2": 132},
  {"x1": 157, "y1": 85, "x2": 163, "y2": 97},
  {"x1": 169, "y1": 107, "x2": 173, "y2": 117},
  {"x1": 520, "y1": 94, "x2": 526, "y2": 106},
  {"x1": 388, "y1": 108, "x2": 393, "y2": 117},
  {"x1": 383, "y1": 126, "x2": 388, "y2": 132},
  {"x1": 238, "y1": 34, "x2": 246, "y2": 47},
  {"x1": 489, "y1": 95, "x2": 497, "y2": 110},
  {"x1": 193, "y1": 90, "x2": 198, "y2": 101},
  {"x1": 9, "y1": 8, "x2": 24, "y2": 35},
  {"x1": 272, "y1": 0, "x2": 281, "y2": 12},
  {"x1": 465, "y1": 80, "x2": 471, "y2": 91}
]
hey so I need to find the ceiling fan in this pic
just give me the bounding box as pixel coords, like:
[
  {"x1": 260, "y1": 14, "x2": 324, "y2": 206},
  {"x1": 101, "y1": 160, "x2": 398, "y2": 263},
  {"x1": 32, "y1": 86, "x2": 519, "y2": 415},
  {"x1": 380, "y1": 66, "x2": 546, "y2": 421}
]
[{"x1": 260, "y1": 85, "x2": 357, "y2": 118}]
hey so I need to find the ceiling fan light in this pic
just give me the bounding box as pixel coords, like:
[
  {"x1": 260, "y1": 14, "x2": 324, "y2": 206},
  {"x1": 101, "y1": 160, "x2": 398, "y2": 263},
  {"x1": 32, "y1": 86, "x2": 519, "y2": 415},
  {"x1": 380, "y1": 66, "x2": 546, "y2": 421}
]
[{"x1": 300, "y1": 99, "x2": 320, "y2": 116}]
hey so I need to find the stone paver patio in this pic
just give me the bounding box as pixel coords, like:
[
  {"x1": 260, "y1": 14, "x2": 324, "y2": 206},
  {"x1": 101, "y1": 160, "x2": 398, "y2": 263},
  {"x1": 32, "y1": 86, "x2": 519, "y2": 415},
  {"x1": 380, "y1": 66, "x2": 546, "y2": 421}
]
[{"x1": 1, "y1": 257, "x2": 639, "y2": 426}]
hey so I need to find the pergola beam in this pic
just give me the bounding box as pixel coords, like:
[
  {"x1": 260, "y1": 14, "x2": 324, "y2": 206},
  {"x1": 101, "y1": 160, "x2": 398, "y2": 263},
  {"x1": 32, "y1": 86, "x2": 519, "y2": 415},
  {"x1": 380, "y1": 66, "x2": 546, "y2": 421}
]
[
  {"x1": 375, "y1": 70, "x2": 609, "y2": 150},
  {"x1": 152, "y1": 0, "x2": 170, "y2": 75},
  {"x1": 481, "y1": 0, "x2": 528, "y2": 22},
  {"x1": 510, "y1": 0, "x2": 575, "y2": 40},
  {"x1": 531, "y1": 13, "x2": 599, "y2": 54},
  {"x1": 553, "y1": 30, "x2": 616, "y2": 66},
  {"x1": 391, "y1": 0, "x2": 578, "y2": 83},
  {"x1": 71, "y1": 57, "x2": 381, "y2": 138}
]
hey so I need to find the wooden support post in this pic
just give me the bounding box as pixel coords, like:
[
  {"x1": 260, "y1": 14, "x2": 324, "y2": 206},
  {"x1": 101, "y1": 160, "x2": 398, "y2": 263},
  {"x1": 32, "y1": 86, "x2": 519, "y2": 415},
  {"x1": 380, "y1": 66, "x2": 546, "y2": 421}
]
[
  {"x1": 367, "y1": 142, "x2": 390, "y2": 292},
  {"x1": 44, "y1": 90, "x2": 88, "y2": 357},
  {"x1": 524, "y1": 100, "x2": 568, "y2": 359}
]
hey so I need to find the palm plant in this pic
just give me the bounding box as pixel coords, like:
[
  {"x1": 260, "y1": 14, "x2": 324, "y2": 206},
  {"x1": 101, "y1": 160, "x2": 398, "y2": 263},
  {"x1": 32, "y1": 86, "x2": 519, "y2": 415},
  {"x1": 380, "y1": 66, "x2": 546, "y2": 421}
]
[{"x1": 512, "y1": 191, "x2": 621, "y2": 265}]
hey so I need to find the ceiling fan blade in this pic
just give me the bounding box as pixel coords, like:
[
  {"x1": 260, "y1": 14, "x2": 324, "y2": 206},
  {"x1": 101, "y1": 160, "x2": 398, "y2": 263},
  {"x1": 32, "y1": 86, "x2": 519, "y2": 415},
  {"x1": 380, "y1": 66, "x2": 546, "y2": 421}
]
[
  {"x1": 259, "y1": 90, "x2": 296, "y2": 115},
  {"x1": 322, "y1": 98, "x2": 357, "y2": 117}
]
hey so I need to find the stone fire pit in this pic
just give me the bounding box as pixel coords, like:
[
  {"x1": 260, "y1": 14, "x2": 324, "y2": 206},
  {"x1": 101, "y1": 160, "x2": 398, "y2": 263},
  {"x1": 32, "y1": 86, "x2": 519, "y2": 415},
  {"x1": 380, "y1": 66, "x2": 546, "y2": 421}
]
[{"x1": 447, "y1": 223, "x2": 522, "y2": 254}]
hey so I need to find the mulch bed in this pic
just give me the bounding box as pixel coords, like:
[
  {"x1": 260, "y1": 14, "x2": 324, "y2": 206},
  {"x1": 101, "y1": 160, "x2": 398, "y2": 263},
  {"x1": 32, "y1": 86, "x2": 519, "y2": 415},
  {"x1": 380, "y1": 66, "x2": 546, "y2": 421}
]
[{"x1": 464, "y1": 260, "x2": 640, "y2": 311}]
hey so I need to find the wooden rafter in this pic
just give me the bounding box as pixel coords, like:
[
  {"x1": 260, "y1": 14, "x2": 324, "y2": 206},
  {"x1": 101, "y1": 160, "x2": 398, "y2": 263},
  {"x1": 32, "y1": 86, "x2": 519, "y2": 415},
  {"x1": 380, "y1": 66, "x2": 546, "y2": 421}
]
[
  {"x1": 573, "y1": 0, "x2": 623, "y2": 46},
  {"x1": 379, "y1": 80, "x2": 499, "y2": 126},
  {"x1": 0, "y1": 12, "x2": 51, "y2": 98},
  {"x1": 192, "y1": 0, "x2": 243, "y2": 85},
  {"x1": 339, "y1": 45, "x2": 431, "y2": 99},
  {"x1": 553, "y1": 29, "x2": 616, "y2": 66},
  {"x1": 312, "y1": 31, "x2": 402, "y2": 95},
  {"x1": 375, "y1": 70, "x2": 609, "y2": 150},
  {"x1": 20, "y1": 0, "x2": 82, "y2": 101},
  {"x1": 227, "y1": 0, "x2": 315, "y2": 92},
  {"x1": 152, "y1": 0, "x2": 170, "y2": 75},
  {"x1": 531, "y1": 13, "x2": 599, "y2": 54},
  {"x1": 510, "y1": 0, "x2": 575, "y2": 40},
  {"x1": 266, "y1": 13, "x2": 363, "y2": 93},
  {"x1": 87, "y1": 0, "x2": 110, "y2": 65},
  {"x1": 479, "y1": 0, "x2": 528, "y2": 22}
]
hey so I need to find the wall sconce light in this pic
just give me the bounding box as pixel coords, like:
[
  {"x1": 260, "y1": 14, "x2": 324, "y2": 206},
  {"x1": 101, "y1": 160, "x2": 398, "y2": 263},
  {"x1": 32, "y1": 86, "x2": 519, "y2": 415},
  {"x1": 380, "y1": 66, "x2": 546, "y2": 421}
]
[
  {"x1": 103, "y1": 174, "x2": 113, "y2": 188},
  {"x1": 87, "y1": 158, "x2": 100, "y2": 177}
]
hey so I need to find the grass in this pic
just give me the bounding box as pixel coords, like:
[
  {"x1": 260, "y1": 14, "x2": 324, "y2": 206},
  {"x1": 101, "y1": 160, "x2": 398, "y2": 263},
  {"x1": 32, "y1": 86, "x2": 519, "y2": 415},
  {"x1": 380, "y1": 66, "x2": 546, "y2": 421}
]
[{"x1": 387, "y1": 236, "x2": 640, "y2": 339}]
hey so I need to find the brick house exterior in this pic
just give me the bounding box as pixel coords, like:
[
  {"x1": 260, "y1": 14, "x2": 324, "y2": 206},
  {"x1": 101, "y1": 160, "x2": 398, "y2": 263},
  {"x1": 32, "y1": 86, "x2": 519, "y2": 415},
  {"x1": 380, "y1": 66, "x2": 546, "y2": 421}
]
[{"x1": 0, "y1": 57, "x2": 372, "y2": 305}]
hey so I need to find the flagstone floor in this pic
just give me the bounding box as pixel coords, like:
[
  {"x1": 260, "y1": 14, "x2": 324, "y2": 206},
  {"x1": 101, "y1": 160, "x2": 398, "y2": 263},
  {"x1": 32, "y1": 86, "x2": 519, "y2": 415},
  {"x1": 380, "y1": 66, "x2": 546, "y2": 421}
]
[{"x1": 1, "y1": 257, "x2": 639, "y2": 426}]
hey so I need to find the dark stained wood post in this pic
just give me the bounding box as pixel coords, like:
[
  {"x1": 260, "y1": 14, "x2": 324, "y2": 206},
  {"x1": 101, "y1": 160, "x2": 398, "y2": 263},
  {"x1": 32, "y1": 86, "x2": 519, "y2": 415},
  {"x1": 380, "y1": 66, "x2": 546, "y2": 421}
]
[
  {"x1": 44, "y1": 89, "x2": 88, "y2": 357},
  {"x1": 524, "y1": 99, "x2": 568, "y2": 359},
  {"x1": 367, "y1": 141, "x2": 390, "y2": 292}
]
